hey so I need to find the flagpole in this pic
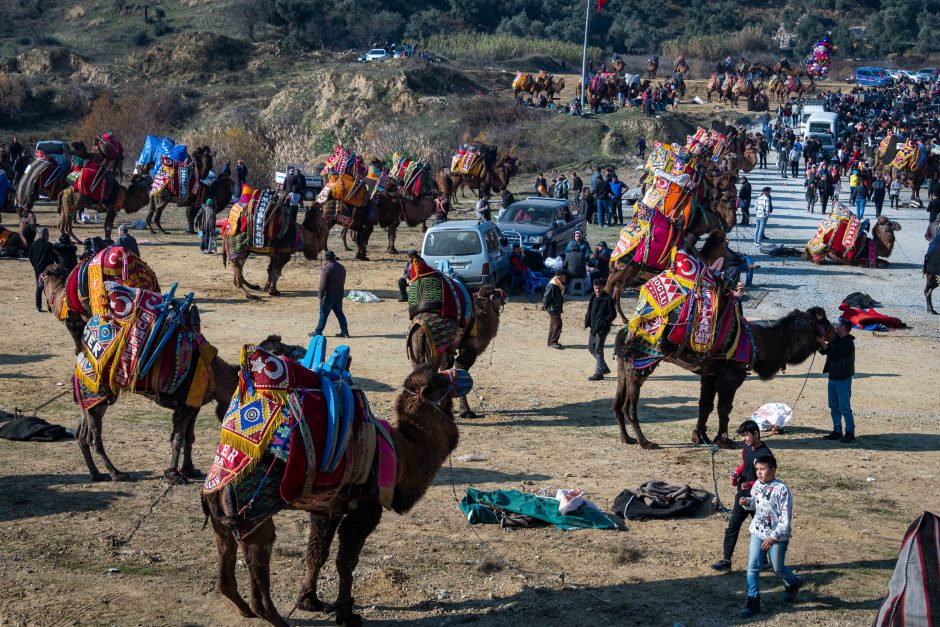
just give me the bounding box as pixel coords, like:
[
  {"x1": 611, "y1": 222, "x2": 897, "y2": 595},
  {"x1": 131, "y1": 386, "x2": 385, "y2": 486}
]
[{"x1": 580, "y1": 0, "x2": 590, "y2": 112}]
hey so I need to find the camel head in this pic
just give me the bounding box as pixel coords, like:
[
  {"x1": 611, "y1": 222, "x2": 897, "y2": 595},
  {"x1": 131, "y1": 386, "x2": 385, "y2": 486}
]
[
  {"x1": 300, "y1": 202, "x2": 328, "y2": 260},
  {"x1": 699, "y1": 229, "x2": 728, "y2": 265},
  {"x1": 499, "y1": 156, "x2": 519, "y2": 182},
  {"x1": 40, "y1": 262, "x2": 70, "y2": 314},
  {"x1": 872, "y1": 215, "x2": 901, "y2": 257},
  {"x1": 256, "y1": 334, "x2": 307, "y2": 362},
  {"x1": 476, "y1": 284, "x2": 506, "y2": 314},
  {"x1": 751, "y1": 307, "x2": 834, "y2": 380}
]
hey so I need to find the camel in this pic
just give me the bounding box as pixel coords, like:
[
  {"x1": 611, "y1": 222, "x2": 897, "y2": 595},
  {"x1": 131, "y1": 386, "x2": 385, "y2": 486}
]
[
  {"x1": 57, "y1": 173, "x2": 152, "y2": 242},
  {"x1": 202, "y1": 361, "x2": 465, "y2": 627},
  {"x1": 372, "y1": 187, "x2": 438, "y2": 255},
  {"x1": 647, "y1": 56, "x2": 659, "y2": 78},
  {"x1": 407, "y1": 284, "x2": 504, "y2": 418},
  {"x1": 545, "y1": 76, "x2": 565, "y2": 102},
  {"x1": 0, "y1": 211, "x2": 36, "y2": 258},
  {"x1": 443, "y1": 155, "x2": 518, "y2": 201},
  {"x1": 803, "y1": 215, "x2": 902, "y2": 268},
  {"x1": 15, "y1": 154, "x2": 74, "y2": 215},
  {"x1": 877, "y1": 137, "x2": 939, "y2": 207},
  {"x1": 223, "y1": 198, "x2": 329, "y2": 299},
  {"x1": 613, "y1": 306, "x2": 834, "y2": 449},
  {"x1": 145, "y1": 145, "x2": 233, "y2": 234},
  {"x1": 706, "y1": 73, "x2": 734, "y2": 103}
]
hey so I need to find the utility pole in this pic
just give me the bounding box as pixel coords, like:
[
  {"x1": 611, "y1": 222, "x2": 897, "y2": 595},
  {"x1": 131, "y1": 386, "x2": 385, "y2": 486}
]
[{"x1": 580, "y1": 0, "x2": 591, "y2": 113}]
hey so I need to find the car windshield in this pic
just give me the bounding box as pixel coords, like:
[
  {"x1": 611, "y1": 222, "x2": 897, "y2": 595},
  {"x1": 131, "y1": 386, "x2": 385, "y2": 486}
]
[
  {"x1": 502, "y1": 206, "x2": 554, "y2": 226},
  {"x1": 424, "y1": 230, "x2": 482, "y2": 256},
  {"x1": 370, "y1": 49, "x2": 385, "y2": 55}
]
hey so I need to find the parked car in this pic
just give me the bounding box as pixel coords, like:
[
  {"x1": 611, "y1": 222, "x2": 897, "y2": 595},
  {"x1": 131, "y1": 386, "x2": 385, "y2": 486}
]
[
  {"x1": 273, "y1": 165, "x2": 324, "y2": 201},
  {"x1": 392, "y1": 44, "x2": 414, "y2": 59},
  {"x1": 35, "y1": 140, "x2": 70, "y2": 160},
  {"x1": 495, "y1": 197, "x2": 586, "y2": 259},
  {"x1": 357, "y1": 48, "x2": 390, "y2": 63},
  {"x1": 901, "y1": 70, "x2": 925, "y2": 84},
  {"x1": 420, "y1": 220, "x2": 511, "y2": 290},
  {"x1": 854, "y1": 67, "x2": 893, "y2": 87},
  {"x1": 915, "y1": 68, "x2": 938, "y2": 83},
  {"x1": 808, "y1": 132, "x2": 836, "y2": 160}
]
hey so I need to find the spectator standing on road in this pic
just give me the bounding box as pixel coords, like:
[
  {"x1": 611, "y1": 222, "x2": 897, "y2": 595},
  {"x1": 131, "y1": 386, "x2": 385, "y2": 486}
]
[
  {"x1": 540, "y1": 269, "x2": 567, "y2": 349},
  {"x1": 804, "y1": 167, "x2": 818, "y2": 214},
  {"x1": 591, "y1": 167, "x2": 611, "y2": 227},
  {"x1": 636, "y1": 136, "x2": 647, "y2": 160},
  {"x1": 609, "y1": 174, "x2": 624, "y2": 225},
  {"x1": 854, "y1": 174, "x2": 869, "y2": 219},
  {"x1": 556, "y1": 175, "x2": 569, "y2": 201},
  {"x1": 928, "y1": 191, "x2": 940, "y2": 224},
  {"x1": 821, "y1": 319, "x2": 856, "y2": 443},
  {"x1": 29, "y1": 227, "x2": 56, "y2": 313},
  {"x1": 311, "y1": 250, "x2": 350, "y2": 338},
  {"x1": 817, "y1": 167, "x2": 834, "y2": 213},
  {"x1": 711, "y1": 420, "x2": 772, "y2": 573},
  {"x1": 777, "y1": 143, "x2": 788, "y2": 179},
  {"x1": 871, "y1": 175, "x2": 887, "y2": 218},
  {"x1": 757, "y1": 136, "x2": 768, "y2": 169},
  {"x1": 535, "y1": 173, "x2": 547, "y2": 196},
  {"x1": 738, "y1": 176, "x2": 752, "y2": 225},
  {"x1": 117, "y1": 224, "x2": 140, "y2": 257},
  {"x1": 889, "y1": 177, "x2": 902, "y2": 210},
  {"x1": 753, "y1": 187, "x2": 773, "y2": 244},
  {"x1": 788, "y1": 143, "x2": 801, "y2": 178},
  {"x1": 571, "y1": 172, "x2": 583, "y2": 203},
  {"x1": 584, "y1": 278, "x2": 616, "y2": 380}
]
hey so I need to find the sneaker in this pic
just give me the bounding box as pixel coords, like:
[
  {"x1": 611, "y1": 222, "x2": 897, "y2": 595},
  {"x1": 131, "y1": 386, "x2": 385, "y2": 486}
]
[
  {"x1": 711, "y1": 559, "x2": 732, "y2": 571},
  {"x1": 36, "y1": 308, "x2": 43, "y2": 313},
  {"x1": 840, "y1": 431, "x2": 856, "y2": 444},
  {"x1": 783, "y1": 577, "x2": 803, "y2": 602},
  {"x1": 549, "y1": 343, "x2": 563, "y2": 350},
  {"x1": 335, "y1": 332, "x2": 350, "y2": 338},
  {"x1": 587, "y1": 374, "x2": 603, "y2": 381},
  {"x1": 823, "y1": 430, "x2": 843, "y2": 440}
]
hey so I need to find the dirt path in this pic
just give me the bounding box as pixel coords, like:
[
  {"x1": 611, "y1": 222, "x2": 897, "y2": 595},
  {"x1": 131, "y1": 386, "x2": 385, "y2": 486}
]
[{"x1": 0, "y1": 172, "x2": 937, "y2": 625}]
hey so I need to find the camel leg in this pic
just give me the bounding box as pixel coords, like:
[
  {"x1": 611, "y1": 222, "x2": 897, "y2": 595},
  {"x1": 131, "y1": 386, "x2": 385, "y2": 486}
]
[
  {"x1": 386, "y1": 222, "x2": 398, "y2": 254},
  {"x1": 355, "y1": 224, "x2": 372, "y2": 261},
  {"x1": 83, "y1": 404, "x2": 130, "y2": 482},
  {"x1": 164, "y1": 406, "x2": 196, "y2": 484},
  {"x1": 232, "y1": 261, "x2": 261, "y2": 301},
  {"x1": 103, "y1": 208, "x2": 116, "y2": 241},
  {"x1": 694, "y1": 375, "x2": 717, "y2": 444},
  {"x1": 154, "y1": 202, "x2": 169, "y2": 234},
  {"x1": 146, "y1": 198, "x2": 158, "y2": 234},
  {"x1": 341, "y1": 228, "x2": 351, "y2": 251},
  {"x1": 209, "y1": 511, "x2": 255, "y2": 618},
  {"x1": 613, "y1": 363, "x2": 638, "y2": 445},
  {"x1": 296, "y1": 514, "x2": 341, "y2": 612},
  {"x1": 242, "y1": 518, "x2": 288, "y2": 627},
  {"x1": 264, "y1": 254, "x2": 290, "y2": 296},
  {"x1": 76, "y1": 406, "x2": 108, "y2": 482},
  {"x1": 179, "y1": 406, "x2": 205, "y2": 479},
  {"x1": 926, "y1": 277, "x2": 938, "y2": 314},
  {"x1": 328, "y1": 502, "x2": 382, "y2": 627},
  {"x1": 627, "y1": 371, "x2": 658, "y2": 449}
]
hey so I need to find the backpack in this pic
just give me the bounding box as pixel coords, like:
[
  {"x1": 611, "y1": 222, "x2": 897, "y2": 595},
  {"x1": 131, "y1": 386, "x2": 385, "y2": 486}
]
[{"x1": 873, "y1": 512, "x2": 940, "y2": 627}]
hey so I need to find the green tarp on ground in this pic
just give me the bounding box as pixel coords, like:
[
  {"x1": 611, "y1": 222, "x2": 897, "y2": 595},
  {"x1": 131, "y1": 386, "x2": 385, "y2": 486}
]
[{"x1": 459, "y1": 488, "x2": 621, "y2": 531}]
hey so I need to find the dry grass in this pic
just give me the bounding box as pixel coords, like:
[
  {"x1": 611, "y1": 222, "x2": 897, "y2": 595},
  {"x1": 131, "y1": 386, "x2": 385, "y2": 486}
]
[
  {"x1": 66, "y1": 5, "x2": 86, "y2": 20},
  {"x1": 428, "y1": 33, "x2": 602, "y2": 68},
  {"x1": 662, "y1": 25, "x2": 768, "y2": 61}
]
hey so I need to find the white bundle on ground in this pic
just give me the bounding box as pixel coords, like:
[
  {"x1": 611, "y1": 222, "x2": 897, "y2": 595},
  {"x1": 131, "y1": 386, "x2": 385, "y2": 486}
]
[
  {"x1": 751, "y1": 402, "x2": 793, "y2": 431},
  {"x1": 346, "y1": 290, "x2": 382, "y2": 303}
]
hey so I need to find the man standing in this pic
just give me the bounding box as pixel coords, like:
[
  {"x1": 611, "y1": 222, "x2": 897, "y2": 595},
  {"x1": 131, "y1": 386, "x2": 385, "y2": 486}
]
[
  {"x1": 195, "y1": 198, "x2": 218, "y2": 254},
  {"x1": 711, "y1": 420, "x2": 772, "y2": 572},
  {"x1": 29, "y1": 227, "x2": 56, "y2": 313},
  {"x1": 541, "y1": 269, "x2": 566, "y2": 349},
  {"x1": 571, "y1": 171, "x2": 583, "y2": 203},
  {"x1": 609, "y1": 174, "x2": 624, "y2": 225},
  {"x1": 757, "y1": 135, "x2": 768, "y2": 170},
  {"x1": 753, "y1": 187, "x2": 773, "y2": 244},
  {"x1": 584, "y1": 278, "x2": 616, "y2": 380},
  {"x1": 591, "y1": 166, "x2": 611, "y2": 227},
  {"x1": 738, "y1": 176, "x2": 752, "y2": 226},
  {"x1": 788, "y1": 142, "x2": 801, "y2": 179},
  {"x1": 117, "y1": 224, "x2": 140, "y2": 257},
  {"x1": 311, "y1": 250, "x2": 350, "y2": 338},
  {"x1": 636, "y1": 136, "x2": 647, "y2": 160},
  {"x1": 235, "y1": 159, "x2": 248, "y2": 193},
  {"x1": 821, "y1": 319, "x2": 856, "y2": 443},
  {"x1": 817, "y1": 167, "x2": 834, "y2": 214},
  {"x1": 871, "y1": 174, "x2": 887, "y2": 218}
]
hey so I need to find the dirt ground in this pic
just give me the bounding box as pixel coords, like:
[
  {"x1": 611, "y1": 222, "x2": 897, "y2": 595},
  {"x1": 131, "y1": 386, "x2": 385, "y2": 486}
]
[{"x1": 1, "y1": 172, "x2": 938, "y2": 627}]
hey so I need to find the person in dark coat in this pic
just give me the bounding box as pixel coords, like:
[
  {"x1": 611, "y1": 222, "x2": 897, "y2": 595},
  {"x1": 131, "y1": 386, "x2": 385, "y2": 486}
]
[
  {"x1": 235, "y1": 159, "x2": 248, "y2": 191},
  {"x1": 588, "y1": 241, "x2": 612, "y2": 284},
  {"x1": 53, "y1": 233, "x2": 78, "y2": 274},
  {"x1": 738, "y1": 176, "x2": 752, "y2": 225},
  {"x1": 871, "y1": 175, "x2": 887, "y2": 218},
  {"x1": 29, "y1": 227, "x2": 57, "y2": 312},
  {"x1": 540, "y1": 269, "x2": 566, "y2": 349},
  {"x1": 924, "y1": 216, "x2": 940, "y2": 315},
  {"x1": 821, "y1": 320, "x2": 856, "y2": 443},
  {"x1": 584, "y1": 278, "x2": 616, "y2": 380},
  {"x1": 312, "y1": 250, "x2": 349, "y2": 337},
  {"x1": 116, "y1": 224, "x2": 140, "y2": 257}
]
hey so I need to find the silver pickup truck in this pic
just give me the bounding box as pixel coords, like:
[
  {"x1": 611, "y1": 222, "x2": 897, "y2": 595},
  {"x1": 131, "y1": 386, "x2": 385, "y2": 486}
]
[{"x1": 273, "y1": 165, "x2": 324, "y2": 201}]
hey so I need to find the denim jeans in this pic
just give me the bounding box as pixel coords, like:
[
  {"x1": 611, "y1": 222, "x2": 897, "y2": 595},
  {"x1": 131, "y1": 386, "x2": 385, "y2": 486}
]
[
  {"x1": 596, "y1": 198, "x2": 611, "y2": 226},
  {"x1": 855, "y1": 197, "x2": 867, "y2": 220},
  {"x1": 754, "y1": 218, "x2": 768, "y2": 244},
  {"x1": 828, "y1": 378, "x2": 855, "y2": 433},
  {"x1": 746, "y1": 535, "x2": 796, "y2": 598},
  {"x1": 314, "y1": 294, "x2": 349, "y2": 335}
]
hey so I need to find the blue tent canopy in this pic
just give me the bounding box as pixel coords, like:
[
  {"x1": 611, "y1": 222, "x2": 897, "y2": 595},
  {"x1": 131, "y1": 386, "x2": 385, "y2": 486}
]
[{"x1": 136, "y1": 135, "x2": 189, "y2": 176}]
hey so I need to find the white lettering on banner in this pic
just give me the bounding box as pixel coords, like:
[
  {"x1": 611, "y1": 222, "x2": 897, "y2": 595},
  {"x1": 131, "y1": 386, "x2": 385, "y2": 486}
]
[{"x1": 252, "y1": 191, "x2": 272, "y2": 248}]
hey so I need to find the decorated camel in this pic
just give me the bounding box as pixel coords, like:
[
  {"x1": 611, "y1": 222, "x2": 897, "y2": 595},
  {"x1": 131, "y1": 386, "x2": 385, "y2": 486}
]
[
  {"x1": 370, "y1": 155, "x2": 439, "y2": 254},
  {"x1": 202, "y1": 343, "x2": 470, "y2": 627},
  {"x1": 0, "y1": 211, "x2": 36, "y2": 258},
  {"x1": 315, "y1": 146, "x2": 377, "y2": 260},
  {"x1": 605, "y1": 123, "x2": 757, "y2": 322},
  {"x1": 15, "y1": 141, "x2": 90, "y2": 214},
  {"x1": 57, "y1": 173, "x2": 152, "y2": 242},
  {"x1": 706, "y1": 73, "x2": 735, "y2": 103},
  {"x1": 614, "y1": 249, "x2": 834, "y2": 448},
  {"x1": 877, "y1": 134, "x2": 939, "y2": 207},
  {"x1": 545, "y1": 76, "x2": 565, "y2": 102},
  {"x1": 646, "y1": 55, "x2": 659, "y2": 78},
  {"x1": 145, "y1": 145, "x2": 233, "y2": 234},
  {"x1": 440, "y1": 144, "x2": 518, "y2": 202},
  {"x1": 41, "y1": 245, "x2": 161, "y2": 354},
  {"x1": 511, "y1": 70, "x2": 554, "y2": 98},
  {"x1": 804, "y1": 206, "x2": 902, "y2": 268},
  {"x1": 56, "y1": 277, "x2": 303, "y2": 482},
  {"x1": 405, "y1": 257, "x2": 504, "y2": 418},
  {"x1": 222, "y1": 189, "x2": 328, "y2": 299}
]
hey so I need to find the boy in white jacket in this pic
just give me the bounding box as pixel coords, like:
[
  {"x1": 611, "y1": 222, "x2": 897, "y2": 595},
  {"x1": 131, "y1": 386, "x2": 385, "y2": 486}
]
[{"x1": 739, "y1": 454, "x2": 802, "y2": 617}]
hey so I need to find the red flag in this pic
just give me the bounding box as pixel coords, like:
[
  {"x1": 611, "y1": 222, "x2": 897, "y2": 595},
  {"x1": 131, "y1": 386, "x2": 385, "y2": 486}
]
[{"x1": 598, "y1": 0, "x2": 607, "y2": 9}]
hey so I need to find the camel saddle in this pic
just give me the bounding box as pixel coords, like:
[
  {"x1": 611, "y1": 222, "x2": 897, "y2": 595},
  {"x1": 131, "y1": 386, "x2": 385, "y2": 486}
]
[
  {"x1": 806, "y1": 204, "x2": 874, "y2": 266},
  {"x1": 224, "y1": 189, "x2": 297, "y2": 260},
  {"x1": 610, "y1": 206, "x2": 682, "y2": 278},
  {"x1": 513, "y1": 72, "x2": 533, "y2": 92},
  {"x1": 391, "y1": 153, "x2": 430, "y2": 200},
  {"x1": 73, "y1": 282, "x2": 216, "y2": 411},
  {"x1": 61, "y1": 246, "x2": 160, "y2": 321},
  {"x1": 72, "y1": 160, "x2": 119, "y2": 205},
  {"x1": 151, "y1": 156, "x2": 199, "y2": 201},
  {"x1": 203, "y1": 344, "x2": 399, "y2": 540},
  {"x1": 622, "y1": 249, "x2": 754, "y2": 374}
]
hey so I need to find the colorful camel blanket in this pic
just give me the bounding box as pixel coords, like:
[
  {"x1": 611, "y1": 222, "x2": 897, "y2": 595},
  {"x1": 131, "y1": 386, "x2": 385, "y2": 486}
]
[
  {"x1": 391, "y1": 153, "x2": 430, "y2": 200},
  {"x1": 407, "y1": 258, "x2": 472, "y2": 328},
  {"x1": 451, "y1": 144, "x2": 496, "y2": 178},
  {"x1": 806, "y1": 204, "x2": 869, "y2": 263},
  {"x1": 512, "y1": 72, "x2": 533, "y2": 92},
  {"x1": 889, "y1": 139, "x2": 929, "y2": 174},
  {"x1": 73, "y1": 283, "x2": 216, "y2": 411},
  {"x1": 321, "y1": 146, "x2": 365, "y2": 179},
  {"x1": 72, "y1": 160, "x2": 114, "y2": 204},
  {"x1": 203, "y1": 345, "x2": 397, "y2": 539},
  {"x1": 317, "y1": 173, "x2": 368, "y2": 209},
  {"x1": 224, "y1": 189, "x2": 297, "y2": 260},
  {"x1": 150, "y1": 156, "x2": 198, "y2": 201},
  {"x1": 623, "y1": 250, "x2": 754, "y2": 372},
  {"x1": 610, "y1": 206, "x2": 682, "y2": 274},
  {"x1": 641, "y1": 169, "x2": 693, "y2": 227},
  {"x1": 61, "y1": 246, "x2": 160, "y2": 321}
]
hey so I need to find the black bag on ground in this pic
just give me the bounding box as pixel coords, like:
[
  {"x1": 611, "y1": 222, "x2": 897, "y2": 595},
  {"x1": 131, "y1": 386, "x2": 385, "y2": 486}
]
[
  {"x1": 611, "y1": 480, "x2": 710, "y2": 521},
  {"x1": 843, "y1": 292, "x2": 879, "y2": 309},
  {"x1": 0, "y1": 414, "x2": 73, "y2": 442}
]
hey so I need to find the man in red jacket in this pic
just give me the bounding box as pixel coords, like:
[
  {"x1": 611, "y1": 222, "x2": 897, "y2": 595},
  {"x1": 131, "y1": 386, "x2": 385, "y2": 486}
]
[{"x1": 711, "y1": 420, "x2": 772, "y2": 572}]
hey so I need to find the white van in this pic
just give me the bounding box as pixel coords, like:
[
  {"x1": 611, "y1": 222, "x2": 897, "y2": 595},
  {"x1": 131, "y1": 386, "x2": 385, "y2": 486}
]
[
  {"x1": 803, "y1": 112, "x2": 839, "y2": 141},
  {"x1": 799, "y1": 99, "x2": 825, "y2": 136}
]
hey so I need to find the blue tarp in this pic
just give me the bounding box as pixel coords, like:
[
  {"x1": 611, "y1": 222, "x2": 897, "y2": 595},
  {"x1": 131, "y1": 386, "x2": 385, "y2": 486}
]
[
  {"x1": 136, "y1": 135, "x2": 187, "y2": 176},
  {"x1": 460, "y1": 488, "x2": 621, "y2": 531}
]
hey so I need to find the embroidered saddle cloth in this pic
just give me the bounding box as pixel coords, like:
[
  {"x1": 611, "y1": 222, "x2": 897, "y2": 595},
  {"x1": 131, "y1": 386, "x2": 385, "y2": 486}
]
[
  {"x1": 61, "y1": 246, "x2": 160, "y2": 321},
  {"x1": 202, "y1": 345, "x2": 397, "y2": 539},
  {"x1": 610, "y1": 206, "x2": 682, "y2": 274},
  {"x1": 224, "y1": 189, "x2": 297, "y2": 259},
  {"x1": 806, "y1": 204, "x2": 867, "y2": 262},
  {"x1": 512, "y1": 72, "x2": 533, "y2": 92},
  {"x1": 73, "y1": 282, "x2": 216, "y2": 411},
  {"x1": 150, "y1": 156, "x2": 198, "y2": 200}
]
